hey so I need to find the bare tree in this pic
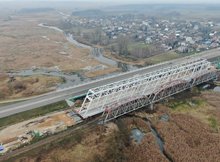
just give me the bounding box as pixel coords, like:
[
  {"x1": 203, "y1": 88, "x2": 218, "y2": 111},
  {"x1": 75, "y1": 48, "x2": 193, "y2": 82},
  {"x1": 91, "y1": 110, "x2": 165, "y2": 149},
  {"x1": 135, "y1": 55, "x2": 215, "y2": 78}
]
[
  {"x1": 91, "y1": 27, "x2": 102, "y2": 44},
  {"x1": 117, "y1": 36, "x2": 129, "y2": 56},
  {"x1": 77, "y1": 27, "x2": 81, "y2": 36}
]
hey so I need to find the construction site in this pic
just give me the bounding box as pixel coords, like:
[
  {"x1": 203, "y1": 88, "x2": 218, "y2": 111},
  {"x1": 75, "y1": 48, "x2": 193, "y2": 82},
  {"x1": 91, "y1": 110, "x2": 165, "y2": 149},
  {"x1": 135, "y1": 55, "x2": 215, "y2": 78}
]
[{"x1": 0, "y1": 110, "x2": 81, "y2": 154}]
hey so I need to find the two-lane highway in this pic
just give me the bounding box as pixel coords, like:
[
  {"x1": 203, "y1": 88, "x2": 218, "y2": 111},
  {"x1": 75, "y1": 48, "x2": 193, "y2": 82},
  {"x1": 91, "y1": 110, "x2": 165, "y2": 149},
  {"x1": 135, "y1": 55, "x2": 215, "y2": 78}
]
[{"x1": 0, "y1": 49, "x2": 219, "y2": 118}]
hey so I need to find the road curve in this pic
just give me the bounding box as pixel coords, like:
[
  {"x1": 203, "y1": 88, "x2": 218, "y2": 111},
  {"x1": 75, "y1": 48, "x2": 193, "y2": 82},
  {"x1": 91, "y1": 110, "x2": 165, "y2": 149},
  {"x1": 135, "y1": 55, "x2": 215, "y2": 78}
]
[{"x1": 0, "y1": 49, "x2": 219, "y2": 118}]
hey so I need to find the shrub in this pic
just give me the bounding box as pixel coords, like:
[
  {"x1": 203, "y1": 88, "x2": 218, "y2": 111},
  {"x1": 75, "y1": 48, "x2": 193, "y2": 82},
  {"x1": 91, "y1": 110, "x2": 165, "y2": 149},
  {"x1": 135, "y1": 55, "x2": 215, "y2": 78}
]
[
  {"x1": 13, "y1": 81, "x2": 26, "y2": 92},
  {"x1": 208, "y1": 116, "x2": 219, "y2": 132}
]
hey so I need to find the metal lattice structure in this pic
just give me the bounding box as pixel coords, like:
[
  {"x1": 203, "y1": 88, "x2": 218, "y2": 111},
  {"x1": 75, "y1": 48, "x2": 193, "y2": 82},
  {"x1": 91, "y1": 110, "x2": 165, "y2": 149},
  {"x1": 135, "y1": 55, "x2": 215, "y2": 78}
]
[{"x1": 78, "y1": 58, "x2": 217, "y2": 122}]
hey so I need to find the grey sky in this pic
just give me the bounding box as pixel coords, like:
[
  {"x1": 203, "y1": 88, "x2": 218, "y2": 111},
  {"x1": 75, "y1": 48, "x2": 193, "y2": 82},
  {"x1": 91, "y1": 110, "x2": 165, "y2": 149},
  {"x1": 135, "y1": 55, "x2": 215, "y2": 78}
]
[
  {"x1": 0, "y1": 0, "x2": 220, "y2": 3},
  {"x1": 78, "y1": 0, "x2": 220, "y2": 3}
]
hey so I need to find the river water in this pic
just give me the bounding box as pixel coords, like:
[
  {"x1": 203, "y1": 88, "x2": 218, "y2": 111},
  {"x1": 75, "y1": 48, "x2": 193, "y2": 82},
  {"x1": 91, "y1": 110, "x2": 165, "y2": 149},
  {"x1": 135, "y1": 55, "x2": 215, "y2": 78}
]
[
  {"x1": 131, "y1": 128, "x2": 144, "y2": 144},
  {"x1": 146, "y1": 119, "x2": 173, "y2": 162},
  {"x1": 7, "y1": 69, "x2": 87, "y2": 89},
  {"x1": 38, "y1": 23, "x2": 138, "y2": 71},
  {"x1": 130, "y1": 118, "x2": 173, "y2": 161},
  {"x1": 8, "y1": 23, "x2": 139, "y2": 89},
  {"x1": 214, "y1": 86, "x2": 220, "y2": 92},
  {"x1": 130, "y1": 118, "x2": 165, "y2": 152}
]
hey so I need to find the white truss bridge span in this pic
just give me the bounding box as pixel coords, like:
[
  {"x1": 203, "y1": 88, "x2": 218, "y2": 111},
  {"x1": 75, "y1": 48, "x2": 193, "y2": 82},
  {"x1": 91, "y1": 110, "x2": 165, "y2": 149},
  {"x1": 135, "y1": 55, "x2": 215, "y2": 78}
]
[{"x1": 77, "y1": 58, "x2": 217, "y2": 122}]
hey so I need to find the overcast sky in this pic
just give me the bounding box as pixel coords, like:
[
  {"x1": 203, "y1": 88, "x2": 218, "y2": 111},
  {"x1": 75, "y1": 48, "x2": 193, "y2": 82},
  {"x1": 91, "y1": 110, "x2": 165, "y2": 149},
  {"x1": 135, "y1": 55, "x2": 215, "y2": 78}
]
[
  {"x1": 0, "y1": 0, "x2": 220, "y2": 3},
  {"x1": 79, "y1": 0, "x2": 220, "y2": 3}
]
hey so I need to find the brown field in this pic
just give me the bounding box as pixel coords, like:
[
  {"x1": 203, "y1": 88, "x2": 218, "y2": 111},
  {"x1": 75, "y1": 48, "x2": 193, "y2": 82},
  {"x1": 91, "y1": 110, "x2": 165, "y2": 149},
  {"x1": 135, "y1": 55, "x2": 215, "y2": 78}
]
[
  {"x1": 167, "y1": 90, "x2": 220, "y2": 129},
  {"x1": 0, "y1": 12, "x2": 117, "y2": 75},
  {"x1": 84, "y1": 67, "x2": 120, "y2": 78},
  {"x1": 0, "y1": 11, "x2": 119, "y2": 100},
  {"x1": 13, "y1": 123, "x2": 117, "y2": 162},
  {"x1": 120, "y1": 117, "x2": 168, "y2": 162},
  {"x1": 154, "y1": 91, "x2": 220, "y2": 162},
  {"x1": 0, "y1": 73, "x2": 62, "y2": 101},
  {"x1": 12, "y1": 117, "x2": 169, "y2": 162},
  {"x1": 156, "y1": 113, "x2": 220, "y2": 162}
]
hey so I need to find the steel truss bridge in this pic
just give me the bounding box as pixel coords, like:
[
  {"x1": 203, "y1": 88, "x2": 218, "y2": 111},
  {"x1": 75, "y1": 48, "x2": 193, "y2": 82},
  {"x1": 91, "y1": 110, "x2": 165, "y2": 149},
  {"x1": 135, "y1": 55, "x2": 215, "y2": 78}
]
[{"x1": 77, "y1": 58, "x2": 217, "y2": 122}]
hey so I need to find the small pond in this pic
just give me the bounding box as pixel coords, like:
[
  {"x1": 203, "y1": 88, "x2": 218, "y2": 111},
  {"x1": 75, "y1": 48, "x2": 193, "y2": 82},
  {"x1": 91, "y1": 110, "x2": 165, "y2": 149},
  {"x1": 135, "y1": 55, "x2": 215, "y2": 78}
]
[
  {"x1": 131, "y1": 128, "x2": 144, "y2": 144},
  {"x1": 213, "y1": 86, "x2": 220, "y2": 92}
]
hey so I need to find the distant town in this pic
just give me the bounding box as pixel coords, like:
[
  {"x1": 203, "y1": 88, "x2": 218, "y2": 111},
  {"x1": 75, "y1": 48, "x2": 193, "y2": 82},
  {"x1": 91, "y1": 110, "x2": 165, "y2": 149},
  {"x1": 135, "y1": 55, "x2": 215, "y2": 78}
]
[{"x1": 66, "y1": 12, "x2": 220, "y2": 55}]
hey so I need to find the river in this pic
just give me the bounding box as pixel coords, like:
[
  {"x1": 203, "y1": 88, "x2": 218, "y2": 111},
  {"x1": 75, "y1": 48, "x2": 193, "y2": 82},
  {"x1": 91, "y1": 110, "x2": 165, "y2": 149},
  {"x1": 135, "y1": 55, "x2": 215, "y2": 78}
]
[
  {"x1": 38, "y1": 23, "x2": 138, "y2": 71},
  {"x1": 145, "y1": 118, "x2": 173, "y2": 162},
  {"x1": 130, "y1": 115, "x2": 173, "y2": 162},
  {"x1": 7, "y1": 69, "x2": 88, "y2": 89},
  {"x1": 8, "y1": 23, "x2": 139, "y2": 89}
]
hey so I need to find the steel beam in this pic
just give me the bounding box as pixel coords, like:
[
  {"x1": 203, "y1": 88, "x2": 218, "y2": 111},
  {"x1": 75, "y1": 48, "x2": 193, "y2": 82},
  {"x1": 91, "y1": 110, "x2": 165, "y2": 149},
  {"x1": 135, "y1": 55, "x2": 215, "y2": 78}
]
[{"x1": 78, "y1": 58, "x2": 217, "y2": 121}]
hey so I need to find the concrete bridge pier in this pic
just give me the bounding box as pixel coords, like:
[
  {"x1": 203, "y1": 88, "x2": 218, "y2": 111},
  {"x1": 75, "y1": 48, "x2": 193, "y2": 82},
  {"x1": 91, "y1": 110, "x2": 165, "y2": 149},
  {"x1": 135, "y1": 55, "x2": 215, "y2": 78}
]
[{"x1": 150, "y1": 103, "x2": 154, "y2": 110}]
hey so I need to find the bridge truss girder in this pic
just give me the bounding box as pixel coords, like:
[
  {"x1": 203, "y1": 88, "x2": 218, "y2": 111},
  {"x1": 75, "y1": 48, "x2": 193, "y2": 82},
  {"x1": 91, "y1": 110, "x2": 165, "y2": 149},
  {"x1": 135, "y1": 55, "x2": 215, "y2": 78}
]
[
  {"x1": 78, "y1": 58, "x2": 217, "y2": 122},
  {"x1": 104, "y1": 71, "x2": 217, "y2": 122}
]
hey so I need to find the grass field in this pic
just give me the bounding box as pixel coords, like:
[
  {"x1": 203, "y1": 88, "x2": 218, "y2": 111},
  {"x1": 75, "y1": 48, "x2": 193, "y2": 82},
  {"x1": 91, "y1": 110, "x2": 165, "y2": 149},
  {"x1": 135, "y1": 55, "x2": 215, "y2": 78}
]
[
  {"x1": 165, "y1": 88, "x2": 220, "y2": 132},
  {"x1": 0, "y1": 73, "x2": 63, "y2": 101},
  {"x1": 0, "y1": 11, "x2": 119, "y2": 100},
  {"x1": 127, "y1": 42, "x2": 150, "y2": 51},
  {"x1": 104, "y1": 49, "x2": 182, "y2": 66},
  {"x1": 0, "y1": 12, "x2": 88, "y2": 72},
  {"x1": 0, "y1": 11, "x2": 117, "y2": 75},
  {"x1": 0, "y1": 101, "x2": 68, "y2": 129},
  {"x1": 145, "y1": 51, "x2": 182, "y2": 64}
]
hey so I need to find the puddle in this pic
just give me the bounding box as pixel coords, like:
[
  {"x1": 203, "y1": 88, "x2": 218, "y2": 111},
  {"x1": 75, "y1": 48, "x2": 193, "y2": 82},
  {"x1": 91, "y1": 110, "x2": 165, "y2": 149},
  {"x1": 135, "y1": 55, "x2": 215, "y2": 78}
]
[
  {"x1": 131, "y1": 128, "x2": 144, "y2": 144},
  {"x1": 213, "y1": 86, "x2": 220, "y2": 92}
]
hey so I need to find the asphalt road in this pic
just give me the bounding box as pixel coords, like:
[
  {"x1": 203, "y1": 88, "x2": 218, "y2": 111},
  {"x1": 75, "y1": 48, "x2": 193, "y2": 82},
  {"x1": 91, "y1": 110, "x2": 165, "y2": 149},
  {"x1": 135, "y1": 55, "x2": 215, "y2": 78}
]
[{"x1": 0, "y1": 49, "x2": 220, "y2": 118}]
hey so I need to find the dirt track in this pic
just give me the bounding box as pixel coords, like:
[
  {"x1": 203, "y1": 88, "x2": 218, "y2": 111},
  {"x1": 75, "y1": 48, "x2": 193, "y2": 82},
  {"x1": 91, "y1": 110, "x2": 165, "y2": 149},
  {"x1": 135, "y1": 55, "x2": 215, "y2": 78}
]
[{"x1": 0, "y1": 118, "x2": 99, "y2": 162}]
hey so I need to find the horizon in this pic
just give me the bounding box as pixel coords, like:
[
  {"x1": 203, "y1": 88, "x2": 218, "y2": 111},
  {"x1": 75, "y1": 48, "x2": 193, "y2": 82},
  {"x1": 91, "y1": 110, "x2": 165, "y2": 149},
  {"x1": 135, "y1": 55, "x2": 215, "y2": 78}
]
[{"x1": 0, "y1": 0, "x2": 220, "y2": 4}]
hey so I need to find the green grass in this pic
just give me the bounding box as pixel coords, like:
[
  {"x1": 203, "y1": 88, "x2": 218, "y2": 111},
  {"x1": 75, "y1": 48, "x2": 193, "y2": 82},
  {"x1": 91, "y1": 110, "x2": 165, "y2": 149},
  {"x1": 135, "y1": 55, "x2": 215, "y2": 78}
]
[
  {"x1": 214, "y1": 81, "x2": 220, "y2": 86},
  {"x1": 115, "y1": 42, "x2": 182, "y2": 65},
  {"x1": 208, "y1": 116, "x2": 219, "y2": 132},
  {"x1": 168, "y1": 98, "x2": 205, "y2": 112},
  {"x1": 146, "y1": 51, "x2": 181, "y2": 64},
  {"x1": 128, "y1": 42, "x2": 149, "y2": 51},
  {"x1": 0, "y1": 101, "x2": 68, "y2": 129},
  {"x1": 0, "y1": 100, "x2": 27, "y2": 107}
]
